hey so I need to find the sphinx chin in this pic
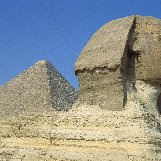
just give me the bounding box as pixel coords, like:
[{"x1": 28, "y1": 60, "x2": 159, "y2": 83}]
[{"x1": 125, "y1": 80, "x2": 161, "y2": 117}]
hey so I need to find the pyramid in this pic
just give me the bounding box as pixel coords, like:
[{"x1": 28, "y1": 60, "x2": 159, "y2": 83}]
[{"x1": 0, "y1": 60, "x2": 77, "y2": 116}]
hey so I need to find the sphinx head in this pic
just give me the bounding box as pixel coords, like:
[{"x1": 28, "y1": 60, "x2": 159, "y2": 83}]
[{"x1": 74, "y1": 15, "x2": 161, "y2": 112}]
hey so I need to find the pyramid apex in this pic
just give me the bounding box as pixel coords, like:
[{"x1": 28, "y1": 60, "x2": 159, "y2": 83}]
[{"x1": 35, "y1": 60, "x2": 51, "y2": 65}]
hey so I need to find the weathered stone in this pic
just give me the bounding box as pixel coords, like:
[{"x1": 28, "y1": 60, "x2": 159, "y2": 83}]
[
  {"x1": 0, "y1": 60, "x2": 77, "y2": 117},
  {"x1": 131, "y1": 16, "x2": 161, "y2": 82},
  {"x1": 74, "y1": 16, "x2": 135, "y2": 71},
  {"x1": 75, "y1": 15, "x2": 161, "y2": 111}
]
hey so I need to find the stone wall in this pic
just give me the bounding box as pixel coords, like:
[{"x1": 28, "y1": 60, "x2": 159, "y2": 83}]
[{"x1": 1, "y1": 98, "x2": 161, "y2": 161}]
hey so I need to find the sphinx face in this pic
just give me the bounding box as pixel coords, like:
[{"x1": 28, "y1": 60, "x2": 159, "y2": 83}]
[
  {"x1": 130, "y1": 16, "x2": 161, "y2": 83},
  {"x1": 124, "y1": 17, "x2": 161, "y2": 113},
  {"x1": 126, "y1": 80, "x2": 161, "y2": 115}
]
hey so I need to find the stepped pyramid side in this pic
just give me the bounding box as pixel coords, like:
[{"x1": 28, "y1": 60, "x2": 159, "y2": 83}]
[
  {"x1": 46, "y1": 61, "x2": 77, "y2": 111},
  {"x1": 0, "y1": 60, "x2": 77, "y2": 117}
]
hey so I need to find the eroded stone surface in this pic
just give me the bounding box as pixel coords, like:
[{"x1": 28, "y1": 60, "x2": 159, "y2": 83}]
[
  {"x1": 75, "y1": 15, "x2": 161, "y2": 110},
  {"x1": 1, "y1": 95, "x2": 161, "y2": 160}
]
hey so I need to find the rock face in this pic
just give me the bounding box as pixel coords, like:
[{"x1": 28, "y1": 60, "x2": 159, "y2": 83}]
[
  {"x1": 1, "y1": 15, "x2": 161, "y2": 161},
  {"x1": 75, "y1": 15, "x2": 161, "y2": 110},
  {"x1": 0, "y1": 60, "x2": 77, "y2": 117}
]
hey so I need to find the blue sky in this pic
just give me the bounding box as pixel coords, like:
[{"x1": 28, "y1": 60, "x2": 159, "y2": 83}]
[{"x1": 0, "y1": 0, "x2": 161, "y2": 89}]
